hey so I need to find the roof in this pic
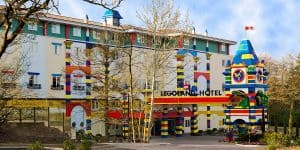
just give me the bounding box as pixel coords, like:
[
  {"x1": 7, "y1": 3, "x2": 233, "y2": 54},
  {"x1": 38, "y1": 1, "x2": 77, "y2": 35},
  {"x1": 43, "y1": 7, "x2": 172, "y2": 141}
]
[
  {"x1": 0, "y1": 4, "x2": 235, "y2": 45},
  {"x1": 102, "y1": 9, "x2": 123, "y2": 19},
  {"x1": 232, "y1": 39, "x2": 259, "y2": 66}
]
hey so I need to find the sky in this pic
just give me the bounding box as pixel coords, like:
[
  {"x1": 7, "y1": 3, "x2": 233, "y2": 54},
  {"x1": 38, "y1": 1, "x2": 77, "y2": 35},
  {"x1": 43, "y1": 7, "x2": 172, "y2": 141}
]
[{"x1": 1, "y1": 0, "x2": 299, "y2": 58}]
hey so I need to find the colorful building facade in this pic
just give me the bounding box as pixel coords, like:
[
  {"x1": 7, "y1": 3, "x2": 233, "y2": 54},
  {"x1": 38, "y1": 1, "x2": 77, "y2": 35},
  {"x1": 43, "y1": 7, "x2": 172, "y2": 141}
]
[{"x1": 0, "y1": 9, "x2": 245, "y2": 137}]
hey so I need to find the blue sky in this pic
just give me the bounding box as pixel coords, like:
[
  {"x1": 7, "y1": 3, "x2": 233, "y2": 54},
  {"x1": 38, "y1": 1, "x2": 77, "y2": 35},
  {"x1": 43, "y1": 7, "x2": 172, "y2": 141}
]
[
  {"x1": 58, "y1": 0, "x2": 300, "y2": 59},
  {"x1": 1, "y1": 0, "x2": 298, "y2": 58}
]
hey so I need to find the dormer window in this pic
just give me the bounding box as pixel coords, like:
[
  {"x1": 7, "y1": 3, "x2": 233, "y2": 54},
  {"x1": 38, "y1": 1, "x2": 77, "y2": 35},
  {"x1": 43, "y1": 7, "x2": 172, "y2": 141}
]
[
  {"x1": 93, "y1": 30, "x2": 102, "y2": 40},
  {"x1": 73, "y1": 27, "x2": 81, "y2": 37},
  {"x1": 221, "y1": 43, "x2": 226, "y2": 52},
  {"x1": 28, "y1": 22, "x2": 38, "y2": 31},
  {"x1": 183, "y1": 38, "x2": 189, "y2": 47},
  {"x1": 51, "y1": 23, "x2": 60, "y2": 34}
]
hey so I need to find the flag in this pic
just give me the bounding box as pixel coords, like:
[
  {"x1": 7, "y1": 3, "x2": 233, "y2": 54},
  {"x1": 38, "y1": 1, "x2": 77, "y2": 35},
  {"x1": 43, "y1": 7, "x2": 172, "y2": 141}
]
[
  {"x1": 245, "y1": 26, "x2": 254, "y2": 30},
  {"x1": 85, "y1": 15, "x2": 89, "y2": 24}
]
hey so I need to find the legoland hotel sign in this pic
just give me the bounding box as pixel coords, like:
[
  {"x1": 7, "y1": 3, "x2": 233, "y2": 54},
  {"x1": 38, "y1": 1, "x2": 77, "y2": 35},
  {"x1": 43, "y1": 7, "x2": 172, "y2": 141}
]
[{"x1": 161, "y1": 90, "x2": 223, "y2": 96}]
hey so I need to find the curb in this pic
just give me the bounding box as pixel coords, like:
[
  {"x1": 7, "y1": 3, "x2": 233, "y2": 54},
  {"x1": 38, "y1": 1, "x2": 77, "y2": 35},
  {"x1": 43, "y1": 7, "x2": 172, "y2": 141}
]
[{"x1": 236, "y1": 144, "x2": 266, "y2": 147}]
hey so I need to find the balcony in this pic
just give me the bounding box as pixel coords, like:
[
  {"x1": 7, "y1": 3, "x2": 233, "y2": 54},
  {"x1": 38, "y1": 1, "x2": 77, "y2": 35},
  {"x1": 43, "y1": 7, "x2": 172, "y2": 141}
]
[
  {"x1": 1, "y1": 83, "x2": 17, "y2": 89},
  {"x1": 72, "y1": 85, "x2": 85, "y2": 91},
  {"x1": 27, "y1": 84, "x2": 41, "y2": 89},
  {"x1": 51, "y1": 85, "x2": 64, "y2": 90}
]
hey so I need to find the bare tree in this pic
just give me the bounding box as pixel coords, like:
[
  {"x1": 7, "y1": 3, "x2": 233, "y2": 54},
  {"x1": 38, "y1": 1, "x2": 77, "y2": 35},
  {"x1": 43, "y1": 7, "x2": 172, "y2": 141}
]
[
  {"x1": 83, "y1": 0, "x2": 124, "y2": 10},
  {"x1": 0, "y1": 0, "x2": 125, "y2": 60},
  {"x1": 0, "y1": 49, "x2": 30, "y2": 127},
  {"x1": 266, "y1": 54, "x2": 300, "y2": 136},
  {"x1": 137, "y1": 0, "x2": 193, "y2": 142},
  {"x1": 0, "y1": 0, "x2": 59, "y2": 59}
]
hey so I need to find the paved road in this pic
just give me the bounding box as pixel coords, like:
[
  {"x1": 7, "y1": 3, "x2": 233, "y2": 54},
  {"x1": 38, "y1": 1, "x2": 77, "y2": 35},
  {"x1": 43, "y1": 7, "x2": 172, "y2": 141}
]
[
  {"x1": 0, "y1": 135, "x2": 265, "y2": 150},
  {"x1": 92, "y1": 135, "x2": 266, "y2": 150}
]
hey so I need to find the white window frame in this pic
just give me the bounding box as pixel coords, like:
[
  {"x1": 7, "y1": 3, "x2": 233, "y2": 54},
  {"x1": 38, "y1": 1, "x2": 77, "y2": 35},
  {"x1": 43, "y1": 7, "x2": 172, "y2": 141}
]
[
  {"x1": 136, "y1": 34, "x2": 141, "y2": 44},
  {"x1": 51, "y1": 23, "x2": 60, "y2": 34},
  {"x1": 52, "y1": 43, "x2": 62, "y2": 55},
  {"x1": 92, "y1": 100, "x2": 99, "y2": 111},
  {"x1": 221, "y1": 43, "x2": 226, "y2": 52},
  {"x1": 183, "y1": 38, "x2": 189, "y2": 46},
  {"x1": 73, "y1": 27, "x2": 81, "y2": 37},
  {"x1": 52, "y1": 76, "x2": 61, "y2": 87},
  {"x1": 93, "y1": 30, "x2": 101, "y2": 40},
  {"x1": 222, "y1": 60, "x2": 226, "y2": 67},
  {"x1": 28, "y1": 22, "x2": 38, "y2": 31},
  {"x1": 54, "y1": 45, "x2": 60, "y2": 55}
]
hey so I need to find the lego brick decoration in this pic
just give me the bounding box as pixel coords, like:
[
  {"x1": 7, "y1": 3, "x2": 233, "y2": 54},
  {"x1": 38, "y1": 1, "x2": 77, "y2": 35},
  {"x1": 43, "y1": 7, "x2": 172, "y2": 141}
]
[{"x1": 161, "y1": 107, "x2": 169, "y2": 138}]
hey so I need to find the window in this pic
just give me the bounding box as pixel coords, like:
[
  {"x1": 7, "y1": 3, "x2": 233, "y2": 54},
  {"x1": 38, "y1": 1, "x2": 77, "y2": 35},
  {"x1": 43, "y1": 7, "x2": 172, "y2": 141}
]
[
  {"x1": 51, "y1": 74, "x2": 63, "y2": 90},
  {"x1": 222, "y1": 60, "x2": 226, "y2": 67},
  {"x1": 72, "y1": 73, "x2": 85, "y2": 91},
  {"x1": 141, "y1": 35, "x2": 145, "y2": 44},
  {"x1": 144, "y1": 81, "x2": 159, "y2": 90},
  {"x1": 52, "y1": 43, "x2": 62, "y2": 55},
  {"x1": 221, "y1": 43, "x2": 226, "y2": 52},
  {"x1": 28, "y1": 22, "x2": 38, "y2": 31},
  {"x1": 183, "y1": 38, "x2": 189, "y2": 47},
  {"x1": 112, "y1": 33, "x2": 118, "y2": 41},
  {"x1": 111, "y1": 50, "x2": 119, "y2": 60},
  {"x1": 93, "y1": 30, "x2": 102, "y2": 40},
  {"x1": 185, "y1": 120, "x2": 190, "y2": 127},
  {"x1": 73, "y1": 27, "x2": 81, "y2": 37},
  {"x1": 222, "y1": 83, "x2": 225, "y2": 92},
  {"x1": 92, "y1": 100, "x2": 99, "y2": 110},
  {"x1": 137, "y1": 34, "x2": 141, "y2": 44},
  {"x1": 27, "y1": 72, "x2": 41, "y2": 89},
  {"x1": 1, "y1": 69, "x2": 16, "y2": 88},
  {"x1": 51, "y1": 23, "x2": 60, "y2": 34}
]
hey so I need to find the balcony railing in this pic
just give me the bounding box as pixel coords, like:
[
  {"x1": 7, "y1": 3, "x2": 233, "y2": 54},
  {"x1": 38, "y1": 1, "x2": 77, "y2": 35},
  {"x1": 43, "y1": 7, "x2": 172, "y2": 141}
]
[
  {"x1": 51, "y1": 85, "x2": 64, "y2": 90},
  {"x1": 27, "y1": 84, "x2": 41, "y2": 89}
]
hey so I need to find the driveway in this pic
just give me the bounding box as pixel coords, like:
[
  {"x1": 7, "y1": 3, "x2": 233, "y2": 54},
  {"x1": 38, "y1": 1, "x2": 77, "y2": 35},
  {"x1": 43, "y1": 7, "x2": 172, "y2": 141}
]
[{"x1": 93, "y1": 135, "x2": 266, "y2": 150}]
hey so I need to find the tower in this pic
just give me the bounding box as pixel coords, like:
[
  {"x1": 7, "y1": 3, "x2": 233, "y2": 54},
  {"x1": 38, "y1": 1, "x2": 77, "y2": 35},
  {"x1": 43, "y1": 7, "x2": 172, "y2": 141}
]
[
  {"x1": 102, "y1": 9, "x2": 123, "y2": 26},
  {"x1": 223, "y1": 39, "x2": 269, "y2": 133}
]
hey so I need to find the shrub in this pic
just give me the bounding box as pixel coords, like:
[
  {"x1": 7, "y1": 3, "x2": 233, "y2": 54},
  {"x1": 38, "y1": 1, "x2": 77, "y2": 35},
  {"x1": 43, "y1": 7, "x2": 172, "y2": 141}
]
[
  {"x1": 235, "y1": 133, "x2": 263, "y2": 142},
  {"x1": 206, "y1": 129, "x2": 212, "y2": 135},
  {"x1": 95, "y1": 134, "x2": 102, "y2": 142},
  {"x1": 263, "y1": 132, "x2": 291, "y2": 149},
  {"x1": 296, "y1": 138, "x2": 300, "y2": 145},
  {"x1": 28, "y1": 141, "x2": 44, "y2": 150},
  {"x1": 76, "y1": 129, "x2": 85, "y2": 140},
  {"x1": 267, "y1": 144, "x2": 277, "y2": 150},
  {"x1": 198, "y1": 130, "x2": 203, "y2": 135},
  {"x1": 79, "y1": 139, "x2": 92, "y2": 150},
  {"x1": 235, "y1": 133, "x2": 249, "y2": 142},
  {"x1": 63, "y1": 139, "x2": 75, "y2": 150},
  {"x1": 218, "y1": 128, "x2": 225, "y2": 134}
]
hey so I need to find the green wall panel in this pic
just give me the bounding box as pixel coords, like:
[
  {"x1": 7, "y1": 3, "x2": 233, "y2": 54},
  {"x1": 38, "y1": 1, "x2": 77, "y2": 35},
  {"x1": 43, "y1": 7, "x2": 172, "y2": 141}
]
[
  {"x1": 209, "y1": 41, "x2": 218, "y2": 53},
  {"x1": 196, "y1": 39, "x2": 206, "y2": 51},
  {"x1": 23, "y1": 22, "x2": 43, "y2": 36},
  {"x1": 68, "y1": 26, "x2": 86, "y2": 41}
]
